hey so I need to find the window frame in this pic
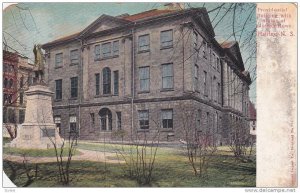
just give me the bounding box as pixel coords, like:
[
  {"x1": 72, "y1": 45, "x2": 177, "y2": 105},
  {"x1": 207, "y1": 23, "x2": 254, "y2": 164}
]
[
  {"x1": 95, "y1": 73, "x2": 100, "y2": 96},
  {"x1": 70, "y1": 49, "x2": 79, "y2": 65},
  {"x1": 161, "y1": 109, "x2": 173, "y2": 130},
  {"x1": 69, "y1": 115, "x2": 77, "y2": 134},
  {"x1": 138, "y1": 110, "x2": 149, "y2": 130},
  {"x1": 101, "y1": 42, "x2": 112, "y2": 58},
  {"x1": 204, "y1": 71, "x2": 208, "y2": 96},
  {"x1": 102, "y1": 67, "x2": 111, "y2": 95},
  {"x1": 194, "y1": 64, "x2": 199, "y2": 92},
  {"x1": 160, "y1": 29, "x2": 173, "y2": 49},
  {"x1": 94, "y1": 44, "x2": 101, "y2": 60},
  {"x1": 55, "y1": 53, "x2": 63, "y2": 68},
  {"x1": 113, "y1": 70, "x2": 119, "y2": 96},
  {"x1": 138, "y1": 34, "x2": 150, "y2": 52},
  {"x1": 116, "y1": 112, "x2": 122, "y2": 130},
  {"x1": 70, "y1": 77, "x2": 78, "y2": 99},
  {"x1": 139, "y1": 66, "x2": 150, "y2": 92},
  {"x1": 19, "y1": 109, "x2": 25, "y2": 124},
  {"x1": 113, "y1": 40, "x2": 119, "y2": 56},
  {"x1": 162, "y1": 63, "x2": 174, "y2": 90},
  {"x1": 55, "y1": 79, "x2": 62, "y2": 100}
]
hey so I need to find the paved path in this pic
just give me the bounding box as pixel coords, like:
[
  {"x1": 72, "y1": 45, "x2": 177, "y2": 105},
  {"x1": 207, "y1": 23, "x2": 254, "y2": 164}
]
[{"x1": 3, "y1": 149, "x2": 124, "y2": 164}]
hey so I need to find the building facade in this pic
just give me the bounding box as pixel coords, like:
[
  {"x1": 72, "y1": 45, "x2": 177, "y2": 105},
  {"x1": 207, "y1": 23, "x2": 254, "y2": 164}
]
[
  {"x1": 3, "y1": 50, "x2": 34, "y2": 137},
  {"x1": 249, "y1": 101, "x2": 256, "y2": 136},
  {"x1": 42, "y1": 6, "x2": 252, "y2": 144}
]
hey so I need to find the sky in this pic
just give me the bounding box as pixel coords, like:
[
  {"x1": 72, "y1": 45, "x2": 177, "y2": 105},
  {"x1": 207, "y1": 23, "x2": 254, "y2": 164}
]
[{"x1": 2, "y1": 2, "x2": 256, "y2": 104}]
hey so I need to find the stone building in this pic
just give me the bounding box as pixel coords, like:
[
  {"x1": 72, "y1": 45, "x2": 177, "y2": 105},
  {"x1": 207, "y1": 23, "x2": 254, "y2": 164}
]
[
  {"x1": 42, "y1": 5, "x2": 252, "y2": 144},
  {"x1": 3, "y1": 50, "x2": 34, "y2": 137},
  {"x1": 249, "y1": 101, "x2": 256, "y2": 136}
]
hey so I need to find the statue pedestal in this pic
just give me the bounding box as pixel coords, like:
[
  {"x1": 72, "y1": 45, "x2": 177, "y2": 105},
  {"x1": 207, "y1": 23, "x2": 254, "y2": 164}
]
[{"x1": 10, "y1": 85, "x2": 63, "y2": 149}]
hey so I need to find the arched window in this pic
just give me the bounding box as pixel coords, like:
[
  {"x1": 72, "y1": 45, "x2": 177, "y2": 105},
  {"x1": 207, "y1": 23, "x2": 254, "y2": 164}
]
[
  {"x1": 102, "y1": 67, "x2": 111, "y2": 94},
  {"x1": 99, "y1": 108, "x2": 112, "y2": 131}
]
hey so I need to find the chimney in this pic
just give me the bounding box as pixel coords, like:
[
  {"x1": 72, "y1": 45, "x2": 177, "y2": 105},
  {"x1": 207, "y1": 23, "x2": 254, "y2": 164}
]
[{"x1": 163, "y1": 3, "x2": 185, "y2": 10}]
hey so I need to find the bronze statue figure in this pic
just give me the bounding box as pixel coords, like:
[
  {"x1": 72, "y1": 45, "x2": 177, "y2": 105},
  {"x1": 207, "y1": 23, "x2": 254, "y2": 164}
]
[{"x1": 33, "y1": 44, "x2": 45, "y2": 84}]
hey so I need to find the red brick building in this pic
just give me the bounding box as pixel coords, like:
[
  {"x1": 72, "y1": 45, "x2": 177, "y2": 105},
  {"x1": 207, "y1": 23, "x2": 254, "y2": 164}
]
[{"x1": 3, "y1": 50, "x2": 34, "y2": 138}]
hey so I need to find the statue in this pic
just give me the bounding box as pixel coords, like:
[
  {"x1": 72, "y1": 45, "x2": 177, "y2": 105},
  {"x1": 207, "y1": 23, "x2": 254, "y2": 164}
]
[{"x1": 33, "y1": 44, "x2": 45, "y2": 84}]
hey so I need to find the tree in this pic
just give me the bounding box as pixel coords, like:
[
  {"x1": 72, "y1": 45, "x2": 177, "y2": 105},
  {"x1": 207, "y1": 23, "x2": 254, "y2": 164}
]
[
  {"x1": 229, "y1": 116, "x2": 255, "y2": 161},
  {"x1": 179, "y1": 104, "x2": 218, "y2": 178},
  {"x1": 115, "y1": 119, "x2": 161, "y2": 186}
]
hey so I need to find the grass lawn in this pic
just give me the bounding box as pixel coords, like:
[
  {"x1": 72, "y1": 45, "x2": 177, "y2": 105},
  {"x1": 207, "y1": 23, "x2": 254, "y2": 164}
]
[{"x1": 3, "y1": 141, "x2": 256, "y2": 187}]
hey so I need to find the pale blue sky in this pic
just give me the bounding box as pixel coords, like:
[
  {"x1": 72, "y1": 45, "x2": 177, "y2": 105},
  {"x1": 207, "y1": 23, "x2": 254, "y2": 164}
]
[{"x1": 2, "y1": 2, "x2": 256, "y2": 103}]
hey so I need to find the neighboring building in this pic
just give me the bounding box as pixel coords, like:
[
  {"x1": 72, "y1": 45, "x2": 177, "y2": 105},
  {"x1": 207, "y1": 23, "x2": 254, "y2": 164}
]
[
  {"x1": 3, "y1": 50, "x2": 34, "y2": 138},
  {"x1": 42, "y1": 5, "x2": 252, "y2": 144},
  {"x1": 249, "y1": 101, "x2": 256, "y2": 136}
]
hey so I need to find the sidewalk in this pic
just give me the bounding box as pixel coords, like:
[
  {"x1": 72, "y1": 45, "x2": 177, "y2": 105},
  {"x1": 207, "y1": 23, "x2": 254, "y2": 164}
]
[{"x1": 3, "y1": 149, "x2": 124, "y2": 164}]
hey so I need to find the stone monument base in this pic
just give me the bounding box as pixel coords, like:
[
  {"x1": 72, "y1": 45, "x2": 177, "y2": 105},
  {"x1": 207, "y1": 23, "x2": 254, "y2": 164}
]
[
  {"x1": 10, "y1": 124, "x2": 63, "y2": 149},
  {"x1": 9, "y1": 84, "x2": 63, "y2": 149}
]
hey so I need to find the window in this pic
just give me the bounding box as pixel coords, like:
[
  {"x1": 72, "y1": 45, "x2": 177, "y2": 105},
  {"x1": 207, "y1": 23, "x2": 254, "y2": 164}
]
[
  {"x1": 3, "y1": 64, "x2": 7, "y2": 72},
  {"x1": 213, "y1": 76, "x2": 217, "y2": 101},
  {"x1": 4, "y1": 78, "x2": 8, "y2": 88},
  {"x1": 161, "y1": 30, "x2": 173, "y2": 48},
  {"x1": 116, "y1": 112, "x2": 122, "y2": 130},
  {"x1": 70, "y1": 49, "x2": 79, "y2": 65},
  {"x1": 162, "y1": 109, "x2": 173, "y2": 129},
  {"x1": 138, "y1": 34, "x2": 150, "y2": 51},
  {"x1": 69, "y1": 115, "x2": 77, "y2": 134},
  {"x1": 95, "y1": 45, "x2": 101, "y2": 60},
  {"x1": 9, "y1": 79, "x2": 13, "y2": 88},
  {"x1": 20, "y1": 92, "x2": 24, "y2": 104},
  {"x1": 70, "y1": 77, "x2": 78, "y2": 98},
  {"x1": 102, "y1": 42, "x2": 111, "y2": 58},
  {"x1": 212, "y1": 53, "x2": 216, "y2": 68},
  {"x1": 217, "y1": 58, "x2": 220, "y2": 72},
  {"x1": 139, "y1": 67, "x2": 150, "y2": 92},
  {"x1": 8, "y1": 108, "x2": 16, "y2": 123},
  {"x1": 210, "y1": 76, "x2": 213, "y2": 100},
  {"x1": 203, "y1": 41, "x2": 207, "y2": 58},
  {"x1": 90, "y1": 113, "x2": 95, "y2": 125},
  {"x1": 7, "y1": 95, "x2": 12, "y2": 104},
  {"x1": 102, "y1": 67, "x2": 111, "y2": 94},
  {"x1": 218, "y1": 83, "x2": 221, "y2": 104},
  {"x1": 3, "y1": 107, "x2": 7, "y2": 123},
  {"x1": 113, "y1": 71, "x2": 119, "y2": 95},
  {"x1": 194, "y1": 64, "x2": 199, "y2": 91},
  {"x1": 54, "y1": 116, "x2": 61, "y2": 134},
  {"x1": 138, "y1": 110, "x2": 149, "y2": 130},
  {"x1": 19, "y1": 109, "x2": 25, "y2": 124},
  {"x1": 196, "y1": 109, "x2": 201, "y2": 130},
  {"x1": 162, "y1": 63, "x2": 173, "y2": 89},
  {"x1": 99, "y1": 108, "x2": 112, "y2": 131},
  {"x1": 3, "y1": 94, "x2": 7, "y2": 105},
  {"x1": 204, "y1": 71, "x2": 207, "y2": 96},
  {"x1": 113, "y1": 41, "x2": 119, "y2": 56},
  {"x1": 95, "y1": 73, "x2": 100, "y2": 95},
  {"x1": 219, "y1": 116, "x2": 222, "y2": 132},
  {"x1": 20, "y1": 76, "x2": 24, "y2": 88},
  {"x1": 193, "y1": 31, "x2": 198, "y2": 50},
  {"x1": 55, "y1": 79, "x2": 62, "y2": 100},
  {"x1": 55, "y1": 53, "x2": 63, "y2": 67},
  {"x1": 206, "y1": 112, "x2": 210, "y2": 131}
]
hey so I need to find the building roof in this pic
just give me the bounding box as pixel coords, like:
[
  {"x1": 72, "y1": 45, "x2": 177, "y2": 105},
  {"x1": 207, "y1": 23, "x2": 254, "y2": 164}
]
[
  {"x1": 249, "y1": 101, "x2": 256, "y2": 120},
  {"x1": 121, "y1": 9, "x2": 176, "y2": 21},
  {"x1": 45, "y1": 32, "x2": 80, "y2": 46}
]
